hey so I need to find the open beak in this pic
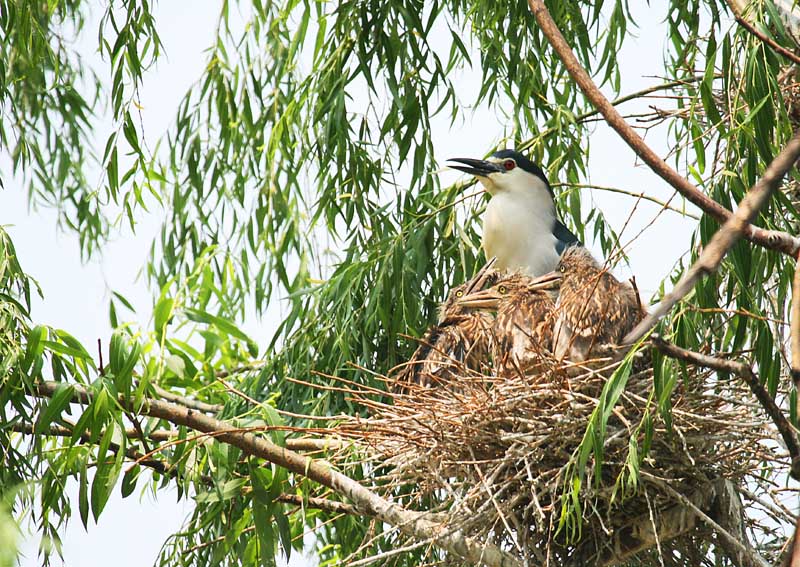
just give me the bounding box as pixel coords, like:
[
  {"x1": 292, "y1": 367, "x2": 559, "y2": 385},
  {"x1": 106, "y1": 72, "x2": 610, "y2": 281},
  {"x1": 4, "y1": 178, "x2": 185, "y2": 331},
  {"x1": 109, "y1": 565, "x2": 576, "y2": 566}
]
[
  {"x1": 527, "y1": 270, "x2": 562, "y2": 291},
  {"x1": 463, "y1": 257, "x2": 497, "y2": 295},
  {"x1": 447, "y1": 157, "x2": 504, "y2": 177},
  {"x1": 458, "y1": 288, "x2": 503, "y2": 309}
]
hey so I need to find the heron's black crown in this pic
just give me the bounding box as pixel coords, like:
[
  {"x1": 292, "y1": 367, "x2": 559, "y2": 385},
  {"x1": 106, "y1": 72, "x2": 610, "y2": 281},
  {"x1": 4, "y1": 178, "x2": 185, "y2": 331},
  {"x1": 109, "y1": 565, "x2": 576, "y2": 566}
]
[{"x1": 491, "y1": 150, "x2": 550, "y2": 187}]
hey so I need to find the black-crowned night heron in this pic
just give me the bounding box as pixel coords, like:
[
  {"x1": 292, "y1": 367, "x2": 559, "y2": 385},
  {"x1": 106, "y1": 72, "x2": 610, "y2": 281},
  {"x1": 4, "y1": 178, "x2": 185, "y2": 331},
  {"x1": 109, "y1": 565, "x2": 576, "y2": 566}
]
[
  {"x1": 447, "y1": 150, "x2": 581, "y2": 276},
  {"x1": 392, "y1": 261, "x2": 499, "y2": 389},
  {"x1": 458, "y1": 272, "x2": 560, "y2": 375},
  {"x1": 551, "y1": 246, "x2": 644, "y2": 363}
]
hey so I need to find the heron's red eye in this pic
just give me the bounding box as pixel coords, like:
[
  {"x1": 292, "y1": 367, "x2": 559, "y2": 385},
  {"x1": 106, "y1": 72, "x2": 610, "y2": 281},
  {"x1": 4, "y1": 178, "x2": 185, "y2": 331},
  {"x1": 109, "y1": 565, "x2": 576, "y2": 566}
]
[{"x1": 503, "y1": 159, "x2": 516, "y2": 171}]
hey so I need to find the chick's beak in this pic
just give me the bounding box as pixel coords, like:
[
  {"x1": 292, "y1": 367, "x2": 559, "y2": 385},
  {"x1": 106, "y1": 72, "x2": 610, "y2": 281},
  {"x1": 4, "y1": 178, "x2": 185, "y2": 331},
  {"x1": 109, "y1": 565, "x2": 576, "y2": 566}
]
[
  {"x1": 528, "y1": 271, "x2": 562, "y2": 291},
  {"x1": 457, "y1": 289, "x2": 502, "y2": 309},
  {"x1": 447, "y1": 157, "x2": 504, "y2": 177}
]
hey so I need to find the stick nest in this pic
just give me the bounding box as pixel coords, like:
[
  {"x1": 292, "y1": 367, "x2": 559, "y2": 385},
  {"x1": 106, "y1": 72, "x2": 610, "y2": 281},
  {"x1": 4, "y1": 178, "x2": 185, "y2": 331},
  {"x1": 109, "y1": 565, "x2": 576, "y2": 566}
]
[{"x1": 338, "y1": 352, "x2": 788, "y2": 565}]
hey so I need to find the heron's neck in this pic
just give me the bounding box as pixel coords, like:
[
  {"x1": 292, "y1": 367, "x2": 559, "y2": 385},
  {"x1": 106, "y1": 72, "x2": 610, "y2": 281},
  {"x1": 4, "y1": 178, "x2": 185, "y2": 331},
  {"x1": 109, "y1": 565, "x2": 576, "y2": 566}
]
[{"x1": 482, "y1": 190, "x2": 559, "y2": 276}]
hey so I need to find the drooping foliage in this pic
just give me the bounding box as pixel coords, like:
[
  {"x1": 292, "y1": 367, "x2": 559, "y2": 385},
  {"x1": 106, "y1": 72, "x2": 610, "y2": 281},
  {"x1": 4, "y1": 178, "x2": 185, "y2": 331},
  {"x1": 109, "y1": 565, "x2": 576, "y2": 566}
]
[{"x1": 2, "y1": 0, "x2": 800, "y2": 565}]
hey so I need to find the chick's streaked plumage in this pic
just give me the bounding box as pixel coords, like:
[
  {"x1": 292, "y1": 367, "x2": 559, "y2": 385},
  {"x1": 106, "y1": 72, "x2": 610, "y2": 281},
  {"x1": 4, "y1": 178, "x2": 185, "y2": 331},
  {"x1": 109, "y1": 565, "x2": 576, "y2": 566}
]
[
  {"x1": 458, "y1": 272, "x2": 559, "y2": 375},
  {"x1": 393, "y1": 262, "x2": 499, "y2": 389},
  {"x1": 553, "y1": 246, "x2": 644, "y2": 363}
]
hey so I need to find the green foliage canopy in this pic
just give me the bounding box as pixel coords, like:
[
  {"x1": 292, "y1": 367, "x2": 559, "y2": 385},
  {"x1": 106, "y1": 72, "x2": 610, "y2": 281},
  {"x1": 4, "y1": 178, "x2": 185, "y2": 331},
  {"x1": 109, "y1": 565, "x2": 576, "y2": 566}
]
[{"x1": 2, "y1": 0, "x2": 800, "y2": 565}]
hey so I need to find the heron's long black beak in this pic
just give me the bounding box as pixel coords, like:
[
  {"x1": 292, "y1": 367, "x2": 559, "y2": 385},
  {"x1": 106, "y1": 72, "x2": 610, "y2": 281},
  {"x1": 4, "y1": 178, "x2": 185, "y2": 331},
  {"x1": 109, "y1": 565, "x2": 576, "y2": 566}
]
[{"x1": 447, "y1": 157, "x2": 504, "y2": 177}]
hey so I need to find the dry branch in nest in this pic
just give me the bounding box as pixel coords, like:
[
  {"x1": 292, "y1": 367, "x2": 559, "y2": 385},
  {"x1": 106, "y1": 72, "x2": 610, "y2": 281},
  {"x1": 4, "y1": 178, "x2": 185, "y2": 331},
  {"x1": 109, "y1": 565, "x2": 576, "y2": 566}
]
[{"x1": 334, "y1": 350, "x2": 790, "y2": 566}]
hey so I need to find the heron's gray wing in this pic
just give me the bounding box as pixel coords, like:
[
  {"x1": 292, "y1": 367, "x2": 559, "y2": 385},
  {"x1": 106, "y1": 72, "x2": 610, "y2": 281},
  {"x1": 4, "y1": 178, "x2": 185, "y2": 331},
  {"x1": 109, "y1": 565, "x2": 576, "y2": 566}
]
[{"x1": 553, "y1": 219, "x2": 582, "y2": 255}]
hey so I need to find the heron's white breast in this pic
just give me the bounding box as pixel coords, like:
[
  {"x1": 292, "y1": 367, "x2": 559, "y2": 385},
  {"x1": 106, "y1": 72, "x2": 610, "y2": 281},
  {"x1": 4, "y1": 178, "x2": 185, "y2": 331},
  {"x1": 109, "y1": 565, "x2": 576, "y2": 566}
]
[{"x1": 482, "y1": 191, "x2": 560, "y2": 276}]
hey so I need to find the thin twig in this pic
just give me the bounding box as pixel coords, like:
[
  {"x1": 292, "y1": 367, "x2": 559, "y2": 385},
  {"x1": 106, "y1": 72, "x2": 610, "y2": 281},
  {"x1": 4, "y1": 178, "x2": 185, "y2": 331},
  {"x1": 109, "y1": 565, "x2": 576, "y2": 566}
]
[
  {"x1": 553, "y1": 182, "x2": 700, "y2": 219},
  {"x1": 527, "y1": 0, "x2": 800, "y2": 256},
  {"x1": 644, "y1": 475, "x2": 770, "y2": 567}
]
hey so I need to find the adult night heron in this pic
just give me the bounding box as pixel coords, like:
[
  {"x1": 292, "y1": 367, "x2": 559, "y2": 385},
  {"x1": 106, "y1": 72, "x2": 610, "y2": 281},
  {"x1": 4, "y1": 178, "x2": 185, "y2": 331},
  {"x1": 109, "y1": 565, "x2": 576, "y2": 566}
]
[
  {"x1": 551, "y1": 246, "x2": 644, "y2": 363},
  {"x1": 392, "y1": 261, "x2": 499, "y2": 389},
  {"x1": 458, "y1": 272, "x2": 560, "y2": 376},
  {"x1": 447, "y1": 150, "x2": 581, "y2": 276}
]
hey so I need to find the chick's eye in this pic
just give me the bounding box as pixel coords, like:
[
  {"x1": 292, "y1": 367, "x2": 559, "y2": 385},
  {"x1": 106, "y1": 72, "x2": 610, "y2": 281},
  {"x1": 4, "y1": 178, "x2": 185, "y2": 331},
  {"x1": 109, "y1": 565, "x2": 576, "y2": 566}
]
[
  {"x1": 498, "y1": 285, "x2": 507, "y2": 294},
  {"x1": 503, "y1": 159, "x2": 516, "y2": 171},
  {"x1": 455, "y1": 290, "x2": 463, "y2": 297},
  {"x1": 559, "y1": 265, "x2": 566, "y2": 273}
]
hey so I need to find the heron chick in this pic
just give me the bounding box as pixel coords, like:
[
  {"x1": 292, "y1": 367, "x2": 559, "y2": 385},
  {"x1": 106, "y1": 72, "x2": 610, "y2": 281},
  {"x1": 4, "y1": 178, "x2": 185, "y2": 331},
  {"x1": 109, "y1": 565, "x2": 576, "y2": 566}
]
[
  {"x1": 458, "y1": 272, "x2": 560, "y2": 376},
  {"x1": 552, "y1": 246, "x2": 645, "y2": 364},
  {"x1": 393, "y1": 261, "x2": 499, "y2": 389}
]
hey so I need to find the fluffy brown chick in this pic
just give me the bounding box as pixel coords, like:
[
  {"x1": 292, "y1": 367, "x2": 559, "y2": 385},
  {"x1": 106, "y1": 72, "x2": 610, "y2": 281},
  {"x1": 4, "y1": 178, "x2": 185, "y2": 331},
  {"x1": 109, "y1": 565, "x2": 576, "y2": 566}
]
[{"x1": 552, "y1": 246, "x2": 644, "y2": 363}]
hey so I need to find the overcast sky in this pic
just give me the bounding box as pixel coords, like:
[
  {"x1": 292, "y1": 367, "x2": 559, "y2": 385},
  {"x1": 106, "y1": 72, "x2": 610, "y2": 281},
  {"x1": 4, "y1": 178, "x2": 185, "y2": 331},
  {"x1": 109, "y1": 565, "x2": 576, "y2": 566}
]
[{"x1": 2, "y1": 1, "x2": 699, "y2": 565}]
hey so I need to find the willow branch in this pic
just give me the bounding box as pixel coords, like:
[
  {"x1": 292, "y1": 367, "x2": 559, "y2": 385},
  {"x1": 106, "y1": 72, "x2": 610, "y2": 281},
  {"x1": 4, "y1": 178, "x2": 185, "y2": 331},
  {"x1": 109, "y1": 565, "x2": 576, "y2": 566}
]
[
  {"x1": 31, "y1": 381, "x2": 520, "y2": 567},
  {"x1": 518, "y1": 75, "x2": 706, "y2": 153},
  {"x1": 645, "y1": 476, "x2": 769, "y2": 567},
  {"x1": 652, "y1": 337, "x2": 800, "y2": 479},
  {"x1": 151, "y1": 384, "x2": 224, "y2": 413},
  {"x1": 725, "y1": 0, "x2": 800, "y2": 67},
  {"x1": 624, "y1": 131, "x2": 800, "y2": 344},
  {"x1": 527, "y1": 0, "x2": 800, "y2": 256}
]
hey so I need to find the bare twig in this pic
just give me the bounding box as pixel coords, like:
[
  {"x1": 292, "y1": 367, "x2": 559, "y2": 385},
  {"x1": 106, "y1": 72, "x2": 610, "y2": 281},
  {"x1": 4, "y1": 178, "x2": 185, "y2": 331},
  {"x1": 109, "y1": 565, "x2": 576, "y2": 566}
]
[
  {"x1": 527, "y1": 0, "x2": 800, "y2": 256},
  {"x1": 624, "y1": 132, "x2": 800, "y2": 344},
  {"x1": 518, "y1": 76, "x2": 707, "y2": 153},
  {"x1": 31, "y1": 380, "x2": 521, "y2": 567},
  {"x1": 783, "y1": 515, "x2": 800, "y2": 566},
  {"x1": 645, "y1": 475, "x2": 770, "y2": 567},
  {"x1": 652, "y1": 337, "x2": 800, "y2": 479},
  {"x1": 552, "y1": 182, "x2": 700, "y2": 219}
]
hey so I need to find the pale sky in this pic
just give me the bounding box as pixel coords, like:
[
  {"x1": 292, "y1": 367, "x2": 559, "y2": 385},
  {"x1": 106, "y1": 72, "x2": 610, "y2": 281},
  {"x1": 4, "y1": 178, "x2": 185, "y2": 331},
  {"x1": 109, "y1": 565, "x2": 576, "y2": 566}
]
[{"x1": 2, "y1": 1, "x2": 698, "y2": 565}]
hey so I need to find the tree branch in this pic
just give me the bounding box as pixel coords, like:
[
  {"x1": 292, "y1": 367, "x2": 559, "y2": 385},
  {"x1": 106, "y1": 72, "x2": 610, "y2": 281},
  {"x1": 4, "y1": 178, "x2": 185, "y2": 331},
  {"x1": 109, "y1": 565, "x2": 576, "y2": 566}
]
[
  {"x1": 624, "y1": 131, "x2": 800, "y2": 344},
  {"x1": 651, "y1": 337, "x2": 800, "y2": 479},
  {"x1": 791, "y1": 263, "x2": 800, "y2": 411},
  {"x1": 725, "y1": 0, "x2": 800, "y2": 67},
  {"x1": 644, "y1": 476, "x2": 770, "y2": 567},
  {"x1": 151, "y1": 384, "x2": 224, "y2": 413},
  {"x1": 527, "y1": 0, "x2": 800, "y2": 256},
  {"x1": 31, "y1": 381, "x2": 520, "y2": 567}
]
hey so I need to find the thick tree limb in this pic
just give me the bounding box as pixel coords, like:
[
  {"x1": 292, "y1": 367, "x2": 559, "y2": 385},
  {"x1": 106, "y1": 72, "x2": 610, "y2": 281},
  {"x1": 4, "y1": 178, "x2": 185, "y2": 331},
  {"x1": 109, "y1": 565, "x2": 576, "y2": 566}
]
[
  {"x1": 31, "y1": 381, "x2": 520, "y2": 567},
  {"x1": 652, "y1": 337, "x2": 800, "y2": 479},
  {"x1": 151, "y1": 384, "x2": 224, "y2": 413},
  {"x1": 644, "y1": 476, "x2": 769, "y2": 567},
  {"x1": 527, "y1": 0, "x2": 800, "y2": 257},
  {"x1": 624, "y1": 131, "x2": 800, "y2": 344},
  {"x1": 792, "y1": 264, "x2": 800, "y2": 407},
  {"x1": 590, "y1": 479, "x2": 762, "y2": 567}
]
